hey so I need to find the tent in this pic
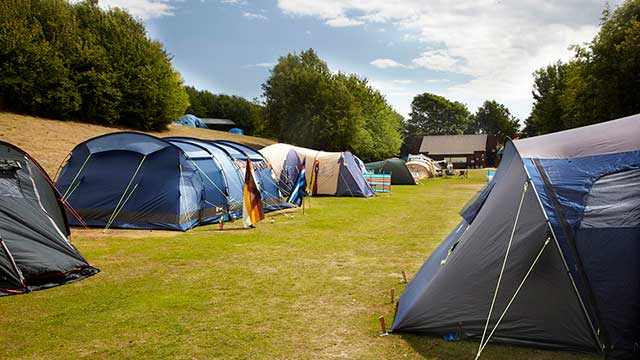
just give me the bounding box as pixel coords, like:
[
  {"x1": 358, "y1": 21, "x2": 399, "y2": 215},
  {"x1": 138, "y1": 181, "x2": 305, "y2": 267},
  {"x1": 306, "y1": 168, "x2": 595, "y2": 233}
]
[
  {"x1": 0, "y1": 141, "x2": 98, "y2": 296},
  {"x1": 259, "y1": 143, "x2": 302, "y2": 197},
  {"x1": 56, "y1": 133, "x2": 289, "y2": 231},
  {"x1": 406, "y1": 160, "x2": 433, "y2": 179},
  {"x1": 392, "y1": 114, "x2": 640, "y2": 360},
  {"x1": 208, "y1": 140, "x2": 290, "y2": 212},
  {"x1": 175, "y1": 114, "x2": 208, "y2": 129},
  {"x1": 365, "y1": 158, "x2": 417, "y2": 185},
  {"x1": 261, "y1": 144, "x2": 375, "y2": 197}
]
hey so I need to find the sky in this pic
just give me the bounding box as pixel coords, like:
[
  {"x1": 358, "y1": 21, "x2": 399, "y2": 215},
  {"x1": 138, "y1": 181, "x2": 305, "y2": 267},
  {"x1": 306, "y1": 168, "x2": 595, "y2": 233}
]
[{"x1": 95, "y1": 0, "x2": 618, "y2": 121}]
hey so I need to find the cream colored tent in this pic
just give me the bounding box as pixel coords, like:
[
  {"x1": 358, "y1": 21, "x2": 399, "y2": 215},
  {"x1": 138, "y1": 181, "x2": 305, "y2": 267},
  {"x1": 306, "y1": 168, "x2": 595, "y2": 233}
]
[
  {"x1": 260, "y1": 144, "x2": 374, "y2": 197},
  {"x1": 406, "y1": 160, "x2": 433, "y2": 179}
]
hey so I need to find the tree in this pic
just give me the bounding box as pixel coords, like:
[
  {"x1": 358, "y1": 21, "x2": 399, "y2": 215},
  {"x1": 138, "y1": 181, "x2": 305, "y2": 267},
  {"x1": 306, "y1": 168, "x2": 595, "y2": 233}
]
[
  {"x1": 525, "y1": 0, "x2": 640, "y2": 136},
  {"x1": 474, "y1": 100, "x2": 520, "y2": 139},
  {"x1": 407, "y1": 93, "x2": 472, "y2": 135},
  {"x1": 262, "y1": 49, "x2": 403, "y2": 161},
  {"x1": 0, "y1": 0, "x2": 188, "y2": 130},
  {"x1": 184, "y1": 86, "x2": 265, "y2": 135},
  {"x1": 523, "y1": 62, "x2": 567, "y2": 136}
]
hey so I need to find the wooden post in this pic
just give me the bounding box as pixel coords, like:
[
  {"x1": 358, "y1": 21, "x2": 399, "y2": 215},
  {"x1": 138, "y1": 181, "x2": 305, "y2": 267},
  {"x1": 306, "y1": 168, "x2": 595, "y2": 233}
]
[
  {"x1": 390, "y1": 288, "x2": 395, "y2": 304},
  {"x1": 378, "y1": 315, "x2": 387, "y2": 334},
  {"x1": 401, "y1": 271, "x2": 408, "y2": 283}
]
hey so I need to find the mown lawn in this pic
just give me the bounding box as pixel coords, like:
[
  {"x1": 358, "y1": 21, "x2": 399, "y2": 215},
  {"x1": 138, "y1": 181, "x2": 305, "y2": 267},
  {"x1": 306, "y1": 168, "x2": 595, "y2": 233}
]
[{"x1": 0, "y1": 170, "x2": 596, "y2": 359}]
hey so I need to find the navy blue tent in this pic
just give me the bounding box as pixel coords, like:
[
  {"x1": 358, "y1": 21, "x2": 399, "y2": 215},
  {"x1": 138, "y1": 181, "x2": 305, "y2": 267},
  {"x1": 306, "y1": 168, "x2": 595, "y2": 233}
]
[
  {"x1": 392, "y1": 114, "x2": 640, "y2": 359},
  {"x1": 175, "y1": 114, "x2": 208, "y2": 129}
]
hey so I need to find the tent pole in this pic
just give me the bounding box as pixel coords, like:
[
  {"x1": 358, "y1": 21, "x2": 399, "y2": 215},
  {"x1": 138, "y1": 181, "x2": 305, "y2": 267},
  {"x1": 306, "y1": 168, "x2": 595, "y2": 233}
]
[
  {"x1": 476, "y1": 181, "x2": 528, "y2": 359},
  {"x1": 0, "y1": 235, "x2": 27, "y2": 291},
  {"x1": 104, "y1": 155, "x2": 146, "y2": 232},
  {"x1": 476, "y1": 237, "x2": 551, "y2": 358},
  {"x1": 62, "y1": 154, "x2": 92, "y2": 201}
]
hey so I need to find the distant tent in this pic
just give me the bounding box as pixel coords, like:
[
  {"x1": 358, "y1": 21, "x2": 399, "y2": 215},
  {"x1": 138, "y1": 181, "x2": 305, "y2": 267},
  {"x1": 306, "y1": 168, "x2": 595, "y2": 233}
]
[
  {"x1": 392, "y1": 114, "x2": 640, "y2": 360},
  {"x1": 406, "y1": 160, "x2": 433, "y2": 179},
  {"x1": 175, "y1": 114, "x2": 208, "y2": 129},
  {"x1": 365, "y1": 158, "x2": 417, "y2": 185},
  {"x1": 229, "y1": 128, "x2": 244, "y2": 135},
  {"x1": 261, "y1": 144, "x2": 375, "y2": 197},
  {"x1": 259, "y1": 143, "x2": 302, "y2": 197},
  {"x1": 0, "y1": 141, "x2": 98, "y2": 296}
]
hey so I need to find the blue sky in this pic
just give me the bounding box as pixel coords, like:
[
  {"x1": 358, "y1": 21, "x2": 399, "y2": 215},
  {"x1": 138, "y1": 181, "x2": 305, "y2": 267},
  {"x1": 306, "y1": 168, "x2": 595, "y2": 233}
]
[{"x1": 97, "y1": 0, "x2": 617, "y2": 121}]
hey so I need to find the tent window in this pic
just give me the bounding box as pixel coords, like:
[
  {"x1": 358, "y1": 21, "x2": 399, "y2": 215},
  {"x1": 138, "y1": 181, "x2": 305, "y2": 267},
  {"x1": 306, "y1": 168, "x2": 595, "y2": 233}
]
[
  {"x1": 0, "y1": 160, "x2": 23, "y2": 197},
  {"x1": 581, "y1": 168, "x2": 640, "y2": 228}
]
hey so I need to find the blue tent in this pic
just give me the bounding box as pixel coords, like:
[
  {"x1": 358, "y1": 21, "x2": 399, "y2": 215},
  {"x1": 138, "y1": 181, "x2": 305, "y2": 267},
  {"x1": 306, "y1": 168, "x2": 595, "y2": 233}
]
[
  {"x1": 56, "y1": 132, "x2": 205, "y2": 230},
  {"x1": 392, "y1": 114, "x2": 640, "y2": 359},
  {"x1": 229, "y1": 128, "x2": 244, "y2": 135},
  {"x1": 56, "y1": 133, "x2": 290, "y2": 231},
  {"x1": 211, "y1": 140, "x2": 291, "y2": 212},
  {"x1": 175, "y1": 114, "x2": 208, "y2": 129}
]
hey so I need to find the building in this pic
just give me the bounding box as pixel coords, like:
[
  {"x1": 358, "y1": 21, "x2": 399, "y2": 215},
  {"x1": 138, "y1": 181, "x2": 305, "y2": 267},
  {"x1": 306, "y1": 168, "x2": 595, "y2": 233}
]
[
  {"x1": 414, "y1": 134, "x2": 499, "y2": 168},
  {"x1": 201, "y1": 118, "x2": 236, "y2": 131}
]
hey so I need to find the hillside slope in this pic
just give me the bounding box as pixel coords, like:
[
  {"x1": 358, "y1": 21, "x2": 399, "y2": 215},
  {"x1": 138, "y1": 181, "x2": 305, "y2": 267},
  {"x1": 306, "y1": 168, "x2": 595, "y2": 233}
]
[{"x1": 0, "y1": 112, "x2": 275, "y2": 177}]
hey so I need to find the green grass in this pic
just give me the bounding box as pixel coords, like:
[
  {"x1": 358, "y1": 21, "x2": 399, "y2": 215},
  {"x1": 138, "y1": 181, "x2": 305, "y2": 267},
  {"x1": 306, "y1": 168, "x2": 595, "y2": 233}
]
[{"x1": 0, "y1": 170, "x2": 596, "y2": 359}]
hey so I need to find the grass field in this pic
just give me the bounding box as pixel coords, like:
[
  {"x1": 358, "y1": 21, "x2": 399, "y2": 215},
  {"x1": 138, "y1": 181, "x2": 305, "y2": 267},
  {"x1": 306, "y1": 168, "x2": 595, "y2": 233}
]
[{"x1": 0, "y1": 170, "x2": 596, "y2": 359}]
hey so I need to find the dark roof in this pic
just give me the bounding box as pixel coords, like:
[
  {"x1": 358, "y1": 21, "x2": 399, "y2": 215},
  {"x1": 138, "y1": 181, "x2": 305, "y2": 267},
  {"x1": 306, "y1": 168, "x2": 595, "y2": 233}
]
[
  {"x1": 419, "y1": 134, "x2": 488, "y2": 155},
  {"x1": 201, "y1": 118, "x2": 236, "y2": 126}
]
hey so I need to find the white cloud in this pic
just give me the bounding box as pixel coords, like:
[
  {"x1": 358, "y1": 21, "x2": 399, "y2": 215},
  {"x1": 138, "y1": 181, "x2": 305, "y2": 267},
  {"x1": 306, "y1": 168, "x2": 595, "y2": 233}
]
[
  {"x1": 243, "y1": 11, "x2": 268, "y2": 20},
  {"x1": 370, "y1": 58, "x2": 409, "y2": 69},
  {"x1": 246, "y1": 62, "x2": 274, "y2": 68},
  {"x1": 412, "y1": 49, "x2": 469, "y2": 74},
  {"x1": 424, "y1": 79, "x2": 450, "y2": 83},
  {"x1": 72, "y1": 0, "x2": 176, "y2": 19},
  {"x1": 276, "y1": 0, "x2": 616, "y2": 119},
  {"x1": 326, "y1": 16, "x2": 364, "y2": 27},
  {"x1": 221, "y1": 0, "x2": 247, "y2": 4},
  {"x1": 391, "y1": 79, "x2": 414, "y2": 84}
]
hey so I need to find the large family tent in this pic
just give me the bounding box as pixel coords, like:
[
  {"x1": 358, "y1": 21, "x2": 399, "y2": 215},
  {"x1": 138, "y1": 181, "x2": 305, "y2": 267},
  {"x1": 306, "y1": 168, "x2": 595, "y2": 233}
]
[
  {"x1": 0, "y1": 141, "x2": 98, "y2": 296},
  {"x1": 210, "y1": 140, "x2": 290, "y2": 211},
  {"x1": 261, "y1": 144, "x2": 375, "y2": 197},
  {"x1": 175, "y1": 114, "x2": 208, "y2": 129},
  {"x1": 259, "y1": 143, "x2": 302, "y2": 197},
  {"x1": 392, "y1": 114, "x2": 640, "y2": 360},
  {"x1": 365, "y1": 158, "x2": 417, "y2": 185}
]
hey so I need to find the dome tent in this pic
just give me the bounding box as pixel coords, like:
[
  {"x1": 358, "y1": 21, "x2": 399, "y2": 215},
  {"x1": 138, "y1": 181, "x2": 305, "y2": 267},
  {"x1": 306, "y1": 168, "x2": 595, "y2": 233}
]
[
  {"x1": 211, "y1": 140, "x2": 291, "y2": 212},
  {"x1": 0, "y1": 141, "x2": 98, "y2": 296},
  {"x1": 175, "y1": 114, "x2": 208, "y2": 129},
  {"x1": 259, "y1": 143, "x2": 302, "y2": 197},
  {"x1": 365, "y1": 158, "x2": 417, "y2": 185},
  {"x1": 392, "y1": 114, "x2": 640, "y2": 359},
  {"x1": 406, "y1": 160, "x2": 433, "y2": 179},
  {"x1": 261, "y1": 144, "x2": 375, "y2": 197}
]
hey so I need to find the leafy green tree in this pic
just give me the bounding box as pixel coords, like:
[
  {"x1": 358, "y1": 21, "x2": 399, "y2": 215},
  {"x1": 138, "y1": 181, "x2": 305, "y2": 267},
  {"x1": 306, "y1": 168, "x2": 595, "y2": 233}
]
[
  {"x1": 184, "y1": 86, "x2": 265, "y2": 135},
  {"x1": 523, "y1": 62, "x2": 567, "y2": 136},
  {"x1": 473, "y1": 100, "x2": 520, "y2": 139},
  {"x1": 0, "y1": 0, "x2": 188, "y2": 130},
  {"x1": 263, "y1": 49, "x2": 403, "y2": 161},
  {"x1": 407, "y1": 93, "x2": 472, "y2": 135},
  {"x1": 526, "y1": 0, "x2": 640, "y2": 136}
]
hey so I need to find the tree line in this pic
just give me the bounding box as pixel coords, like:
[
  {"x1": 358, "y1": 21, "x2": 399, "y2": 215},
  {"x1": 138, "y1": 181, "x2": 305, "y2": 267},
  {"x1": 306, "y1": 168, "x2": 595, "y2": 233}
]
[
  {"x1": 1, "y1": 0, "x2": 637, "y2": 160},
  {"x1": 406, "y1": 93, "x2": 520, "y2": 140},
  {"x1": 185, "y1": 86, "x2": 264, "y2": 135}
]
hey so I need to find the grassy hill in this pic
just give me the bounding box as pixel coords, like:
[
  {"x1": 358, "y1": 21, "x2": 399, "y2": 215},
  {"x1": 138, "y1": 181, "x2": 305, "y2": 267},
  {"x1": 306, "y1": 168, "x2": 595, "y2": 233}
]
[{"x1": 0, "y1": 112, "x2": 275, "y2": 177}]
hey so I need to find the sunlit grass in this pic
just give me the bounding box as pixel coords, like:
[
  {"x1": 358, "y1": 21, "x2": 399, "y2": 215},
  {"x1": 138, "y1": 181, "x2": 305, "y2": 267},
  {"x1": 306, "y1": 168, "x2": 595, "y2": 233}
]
[{"x1": 0, "y1": 170, "x2": 596, "y2": 359}]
